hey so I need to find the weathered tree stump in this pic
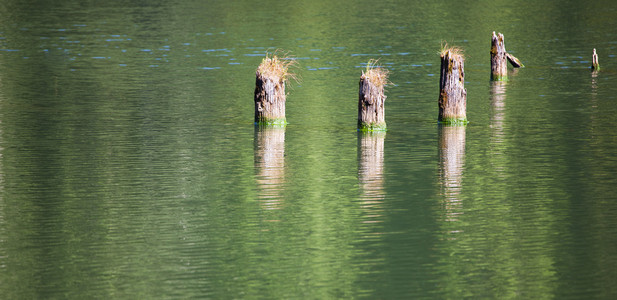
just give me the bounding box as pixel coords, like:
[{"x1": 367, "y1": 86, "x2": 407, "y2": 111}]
[
  {"x1": 358, "y1": 60, "x2": 389, "y2": 131},
  {"x1": 490, "y1": 32, "x2": 523, "y2": 81},
  {"x1": 254, "y1": 53, "x2": 297, "y2": 126},
  {"x1": 491, "y1": 32, "x2": 508, "y2": 81},
  {"x1": 438, "y1": 47, "x2": 467, "y2": 125},
  {"x1": 592, "y1": 48, "x2": 600, "y2": 71}
]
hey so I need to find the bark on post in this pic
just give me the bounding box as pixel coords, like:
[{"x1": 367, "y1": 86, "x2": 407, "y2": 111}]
[
  {"x1": 358, "y1": 60, "x2": 389, "y2": 131},
  {"x1": 254, "y1": 53, "x2": 297, "y2": 126},
  {"x1": 491, "y1": 32, "x2": 524, "y2": 81},
  {"x1": 438, "y1": 48, "x2": 467, "y2": 125},
  {"x1": 592, "y1": 48, "x2": 600, "y2": 71}
]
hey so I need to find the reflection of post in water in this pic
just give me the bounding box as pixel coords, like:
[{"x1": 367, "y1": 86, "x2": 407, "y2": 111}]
[
  {"x1": 254, "y1": 126, "x2": 285, "y2": 211},
  {"x1": 438, "y1": 125, "x2": 466, "y2": 224},
  {"x1": 591, "y1": 70, "x2": 598, "y2": 92},
  {"x1": 490, "y1": 80, "x2": 512, "y2": 176},
  {"x1": 490, "y1": 81, "x2": 507, "y2": 140},
  {"x1": 358, "y1": 132, "x2": 385, "y2": 223}
]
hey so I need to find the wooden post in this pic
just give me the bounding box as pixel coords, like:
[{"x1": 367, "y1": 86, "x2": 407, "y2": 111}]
[
  {"x1": 438, "y1": 47, "x2": 467, "y2": 125},
  {"x1": 254, "y1": 52, "x2": 297, "y2": 126},
  {"x1": 491, "y1": 32, "x2": 524, "y2": 81},
  {"x1": 491, "y1": 32, "x2": 508, "y2": 81},
  {"x1": 592, "y1": 48, "x2": 600, "y2": 71},
  {"x1": 358, "y1": 60, "x2": 389, "y2": 131}
]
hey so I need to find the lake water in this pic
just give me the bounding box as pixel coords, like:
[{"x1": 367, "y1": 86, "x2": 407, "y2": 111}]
[{"x1": 1, "y1": 0, "x2": 617, "y2": 298}]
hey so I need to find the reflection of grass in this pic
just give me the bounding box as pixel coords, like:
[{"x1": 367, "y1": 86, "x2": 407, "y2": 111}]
[
  {"x1": 362, "y1": 59, "x2": 390, "y2": 88},
  {"x1": 257, "y1": 50, "x2": 299, "y2": 83}
]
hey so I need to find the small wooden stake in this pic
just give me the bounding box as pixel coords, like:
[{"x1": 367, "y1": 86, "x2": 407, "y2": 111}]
[
  {"x1": 439, "y1": 47, "x2": 467, "y2": 125},
  {"x1": 254, "y1": 52, "x2": 297, "y2": 126},
  {"x1": 592, "y1": 48, "x2": 600, "y2": 71},
  {"x1": 358, "y1": 60, "x2": 389, "y2": 131},
  {"x1": 491, "y1": 32, "x2": 523, "y2": 81}
]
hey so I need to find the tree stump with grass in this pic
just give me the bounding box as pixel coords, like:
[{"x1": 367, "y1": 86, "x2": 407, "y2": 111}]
[
  {"x1": 592, "y1": 48, "x2": 600, "y2": 71},
  {"x1": 358, "y1": 60, "x2": 389, "y2": 131},
  {"x1": 491, "y1": 32, "x2": 523, "y2": 81},
  {"x1": 439, "y1": 47, "x2": 467, "y2": 125},
  {"x1": 254, "y1": 52, "x2": 297, "y2": 126}
]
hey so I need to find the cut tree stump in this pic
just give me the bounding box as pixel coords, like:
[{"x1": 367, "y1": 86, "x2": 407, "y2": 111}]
[
  {"x1": 254, "y1": 52, "x2": 297, "y2": 126},
  {"x1": 491, "y1": 32, "x2": 508, "y2": 81},
  {"x1": 439, "y1": 47, "x2": 468, "y2": 125},
  {"x1": 491, "y1": 32, "x2": 523, "y2": 81},
  {"x1": 358, "y1": 60, "x2": 389, "y2": 131}
]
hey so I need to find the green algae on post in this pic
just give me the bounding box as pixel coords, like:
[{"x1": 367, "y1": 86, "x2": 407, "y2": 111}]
[
  {"x1": 439, "y1": 44, "x2": 468, "y2": 125},
  {"x1": 254, "y1": 51, "x2": 298, "y2": 126},
  {"x1": 358, "y1": 59, "x2": 390, "y2": 132}
]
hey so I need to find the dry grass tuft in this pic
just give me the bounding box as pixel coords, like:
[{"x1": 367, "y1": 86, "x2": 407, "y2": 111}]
[
  {"x1": 257, "y1": 50, "x2": 299, "y2": 83},
  {"x1": 362, "y1": 59, "x2": 390, "y2": 88},
  {"x1": 440, "y1": 42, "x2": 464, "y2": 59}
]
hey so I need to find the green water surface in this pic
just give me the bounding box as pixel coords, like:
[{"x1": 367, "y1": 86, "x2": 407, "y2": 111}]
[{"x1": 1, "y1": 0, "x2": 617, "y2": 298}]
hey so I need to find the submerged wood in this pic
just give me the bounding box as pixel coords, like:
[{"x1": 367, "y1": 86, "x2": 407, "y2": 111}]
[
  {"x1": 439, "y1": 49, "x2": 467, "y2": 125},
  {"x1": 506, "y1": 53, "x2": 524, "y2": 68},
  {"x1": 491, "y1": 32, "x2": 523, "y2": 81},
  {"x1": 592, "y1": 48, "x2": 600, "y2": 71},
  {"x1": 358, "y1": 63, "x2": 389, "y2": 131}
]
